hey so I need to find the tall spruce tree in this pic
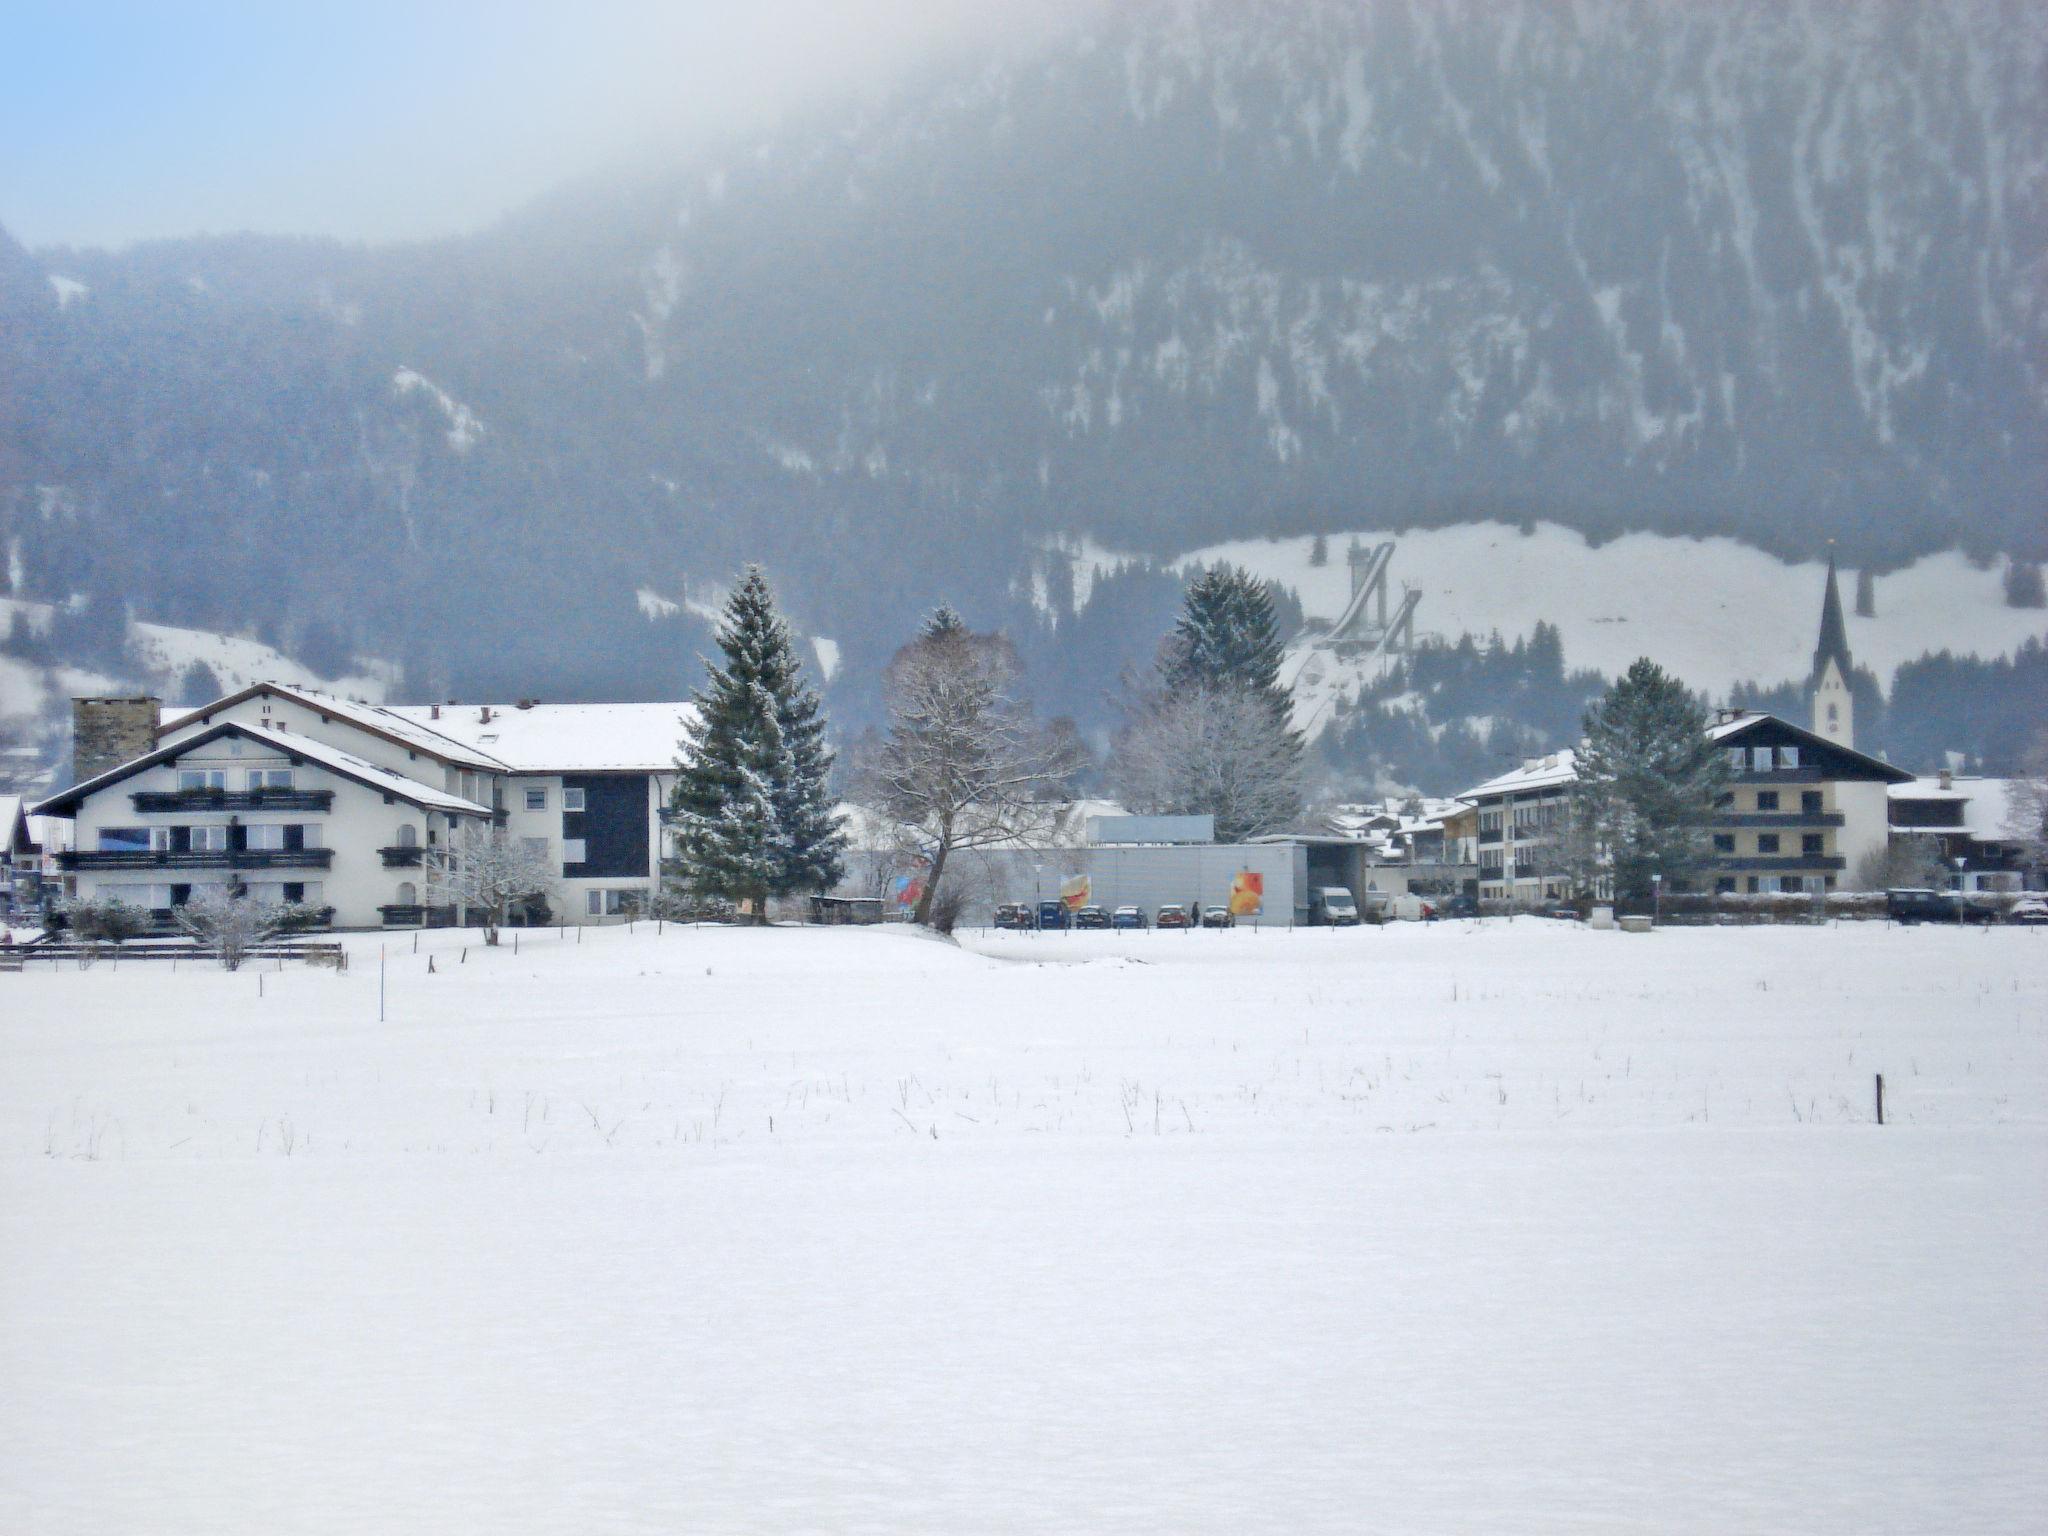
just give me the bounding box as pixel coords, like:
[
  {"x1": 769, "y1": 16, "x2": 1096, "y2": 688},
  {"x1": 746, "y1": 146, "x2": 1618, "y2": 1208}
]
[
  {"x1": 1572, "y1": 658, "x2": 1728, "y2": 907},
  {"x1": 670, "y1": 567, "x2": 845, "y2": 919},
  {"x1": 1163, "y1": 565, "x2": 1290, "y2": 714},
  {"x1": 1118, "y1": 564, "x2": 1306, "y2": 837}
]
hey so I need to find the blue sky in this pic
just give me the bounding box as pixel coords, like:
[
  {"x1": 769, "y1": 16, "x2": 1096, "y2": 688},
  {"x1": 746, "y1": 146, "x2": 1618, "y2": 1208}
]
[{"x1": 2, "y1": 0, "x2": 1086, "y2": 250}]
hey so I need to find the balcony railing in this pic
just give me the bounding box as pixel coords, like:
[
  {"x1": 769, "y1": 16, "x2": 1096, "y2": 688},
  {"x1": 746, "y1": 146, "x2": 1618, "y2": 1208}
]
[
  {"x1": 1710, "y1": 855, "x2": 1846, "y2": 873},
  {"x1": 378, "y1": 903, "x2": 458, "y2": 927},
  {"x1": 379, "y1": 846, "x2": 426, "y2": 867},
  {"x1": 1477, "y1": 829, "x2": 1503, "y2": 846},
  {"x1": 1718, "y1": 812, "x2": 1844, "y2": 829},
  {"x1": 130, "y1": 788, "x2": 334, "y2": 813},
  {"x1": 61, "y1": 849, "x2": 336, "y2": 871}
]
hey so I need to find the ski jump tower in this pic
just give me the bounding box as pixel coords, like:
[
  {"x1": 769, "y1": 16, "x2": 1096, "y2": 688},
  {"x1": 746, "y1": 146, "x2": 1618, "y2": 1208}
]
[{"x1": 1329, "y1": 539, "x2": 1419, "y2": 656}]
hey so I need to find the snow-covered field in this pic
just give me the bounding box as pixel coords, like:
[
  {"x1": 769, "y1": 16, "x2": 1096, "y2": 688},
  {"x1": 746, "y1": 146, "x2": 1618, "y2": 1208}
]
[{"x1": 3, "y1": 922, "x2": 2042, "y2": 1533}]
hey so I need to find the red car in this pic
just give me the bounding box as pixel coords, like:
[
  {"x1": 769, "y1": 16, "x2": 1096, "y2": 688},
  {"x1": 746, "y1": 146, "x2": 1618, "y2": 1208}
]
[{"x1": 1154, "y1": 903, "x2": 1190, "y2": 929}]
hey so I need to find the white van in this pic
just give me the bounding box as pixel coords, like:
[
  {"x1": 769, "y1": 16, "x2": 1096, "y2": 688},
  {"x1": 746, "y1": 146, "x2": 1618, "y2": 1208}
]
[{"x1": 1308, "y1": 887, "x2": 1359, "y2": 926}]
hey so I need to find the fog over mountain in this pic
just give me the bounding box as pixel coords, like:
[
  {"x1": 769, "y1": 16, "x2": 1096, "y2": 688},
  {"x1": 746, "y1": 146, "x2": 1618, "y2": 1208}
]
[{"x1": 2, "y1": 0, "x2": 2042, "y2": 740}]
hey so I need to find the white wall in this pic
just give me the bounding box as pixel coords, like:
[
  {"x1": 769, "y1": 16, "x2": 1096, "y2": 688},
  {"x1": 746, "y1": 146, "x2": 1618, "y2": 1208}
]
[
  {"x1": 1836, "y1": 781, "x2": 1891, "y2": 886},
  {"x1": 66, "y1": 735, "x2": 465, "y2": 926}
]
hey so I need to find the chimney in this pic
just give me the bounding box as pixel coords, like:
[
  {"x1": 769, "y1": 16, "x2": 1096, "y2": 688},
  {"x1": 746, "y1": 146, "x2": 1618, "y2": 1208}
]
[
  {"x1": 72, "y1": 696, "x2": 161, "y2": 784},
  {"x1": 479, "y1": 706, "x2": 493, "y2": 724},
  {"x1": 429, "y1": 703, "x2": 441, "y2": 720},
  {"x1": 1939, "y1": 769, "x2": 1953, "y2": 791}
]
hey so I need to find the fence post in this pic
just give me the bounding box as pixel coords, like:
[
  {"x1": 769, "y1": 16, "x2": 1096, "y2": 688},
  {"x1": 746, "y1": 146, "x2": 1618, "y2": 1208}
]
[
  {"x1": 1875, "y1": 1073, "x2": 1885, "y2": 1126},
  {"x1": 379, "y1": 945, "x2": 386, "y2": 1023}
]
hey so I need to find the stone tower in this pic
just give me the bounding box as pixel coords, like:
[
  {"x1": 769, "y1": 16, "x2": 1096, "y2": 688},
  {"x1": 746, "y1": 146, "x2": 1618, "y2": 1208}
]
[
  {"x1": 1809, "y1": 554, "x2": 1854, "y2": 750},
  {"x1": 72, "y1": 696, "x2": 161, "y2": 784}
]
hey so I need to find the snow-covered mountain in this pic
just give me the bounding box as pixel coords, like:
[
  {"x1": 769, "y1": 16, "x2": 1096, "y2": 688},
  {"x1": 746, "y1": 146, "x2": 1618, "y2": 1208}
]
[{"x1": 1, "y1": 0, "x2": 2041, "y2": 737}]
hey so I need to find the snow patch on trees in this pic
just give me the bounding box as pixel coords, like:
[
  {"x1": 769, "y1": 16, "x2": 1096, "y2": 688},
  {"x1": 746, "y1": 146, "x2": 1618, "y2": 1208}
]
[{"x1": 391, "y1": 368, "x2": 484, "y2": 453}]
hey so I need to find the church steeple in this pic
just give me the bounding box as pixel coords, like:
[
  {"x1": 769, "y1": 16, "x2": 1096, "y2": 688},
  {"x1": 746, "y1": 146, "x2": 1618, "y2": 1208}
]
[
  {"x1": 1810, "y1": 549, "x2": 1855, "y2": 748},
  {"x1": 1811, "y1": 550, "x2": 1852, "y2": 687}
]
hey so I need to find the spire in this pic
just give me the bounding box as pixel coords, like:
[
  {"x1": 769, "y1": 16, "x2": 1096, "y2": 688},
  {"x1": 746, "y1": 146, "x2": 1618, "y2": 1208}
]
[{"x1": 1810, "y1": 548, "x2": 1852, "y2": 688}]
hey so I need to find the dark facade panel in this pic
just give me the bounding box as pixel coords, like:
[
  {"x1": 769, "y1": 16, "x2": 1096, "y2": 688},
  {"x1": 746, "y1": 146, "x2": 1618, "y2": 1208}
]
[{"x1": 563, "y1": 774, "x2": 650, "y2": 879}]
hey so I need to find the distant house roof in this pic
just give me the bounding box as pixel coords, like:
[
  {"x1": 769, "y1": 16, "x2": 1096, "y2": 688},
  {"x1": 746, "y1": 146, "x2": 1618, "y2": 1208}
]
[
  {"x1": 32, "y1": 722, "x2": 495, "y2": 818},
  {"x1": 1890, "y1": 776, "x2": 2018, "y2": 842},
  {"x1": 1459, "y1": 749, "x2": 1581, "y2": 802},
  {"x1": 384, "y1": 701, "x2": 694, "y2": 774}
]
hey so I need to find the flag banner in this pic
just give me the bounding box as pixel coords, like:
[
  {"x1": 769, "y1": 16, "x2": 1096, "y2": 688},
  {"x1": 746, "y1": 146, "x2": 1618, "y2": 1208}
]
[
  {"x1": 1061, "y1": 874, "x2": 1091, "y2": 910},
  {"x1": 1229, "y1": 870, "x2": 1264, "y2": 917},
  {"x1": 888, "y1": 873, "x2": 923, "y2": 909}
]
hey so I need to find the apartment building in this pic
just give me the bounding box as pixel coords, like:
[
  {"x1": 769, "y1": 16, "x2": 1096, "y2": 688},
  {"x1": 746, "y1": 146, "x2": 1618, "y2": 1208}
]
[{"x1": 35, "y1": 684, "x2": 690, "y2": 928}]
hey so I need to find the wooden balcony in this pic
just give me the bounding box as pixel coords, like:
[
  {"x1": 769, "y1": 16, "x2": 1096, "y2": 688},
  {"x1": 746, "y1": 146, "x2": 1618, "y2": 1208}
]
[
  {"x1": 61, "y1": 849, "x2": 336, "y2": 871},
  {"x1": 1718, "y1": 812, "x2": 1844, "y2": 828},
  {"x1": 131, "y1": 787, "x2": 334, "y2": 813}
]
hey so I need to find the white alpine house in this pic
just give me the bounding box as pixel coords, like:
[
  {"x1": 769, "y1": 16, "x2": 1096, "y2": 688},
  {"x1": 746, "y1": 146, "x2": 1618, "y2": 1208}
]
[{"x1": 34, "y1": 683, "x2": 695, "y2": 929}]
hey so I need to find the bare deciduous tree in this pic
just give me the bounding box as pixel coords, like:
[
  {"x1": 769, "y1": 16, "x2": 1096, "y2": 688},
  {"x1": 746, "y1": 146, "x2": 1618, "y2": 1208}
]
[
  {"x1": 1111, "y1": 682, "x2": 1304, "y2": 844},
  {"x1": 856, "y1": 618, "x2": 1077, "y2": 928},
  {"x1": 434, "y1": 823, "x2": 558, "y2": 945},
  {"x1": 1851, "y1": 832, "x2": 1950, "y2": 893},
  {"x1": 2002, "y1": 726, "x2": 2048, "y2": 878}
]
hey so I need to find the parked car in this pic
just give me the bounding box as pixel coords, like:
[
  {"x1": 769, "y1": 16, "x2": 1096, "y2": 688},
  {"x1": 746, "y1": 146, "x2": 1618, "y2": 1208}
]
[
  {"x1": 1387, "y1": 893, "x2": 1437, "y2": 922},
  {"x1": 1155, "y1": 903, "x2": 1190, "y2": 930},
  {"x1": 1439, "y1": 893, "x2": 1480, "y2": 919},
  {"x1": 1073, "y1": 904, "x2": 1112, "y2": 930},
  {"x1": 1308, "y1": 886, "x2": 1359, "y2": 926},
  {"x1": 2008, "y1": 897, "x2": 2048, "y2": 925},
  {"x1": 1111, "y1": 905, "x2": 1147, "y2": 930},
  {"x1": 1545, "y1": 906, "x2": 1582, "y2": 922},
  {"x1": 993, "y1": 903, "x2": 1032, "y2": 930},
  {"x1": 1200, "y1": 905, "x2": 1235, "y2": 929},
  {"x1": 1036, "y1": 900, "x2": 1072, "y2": 930},
  {"x1": 1886, "y1": 888, "x2": 1956, "y2": 924}
]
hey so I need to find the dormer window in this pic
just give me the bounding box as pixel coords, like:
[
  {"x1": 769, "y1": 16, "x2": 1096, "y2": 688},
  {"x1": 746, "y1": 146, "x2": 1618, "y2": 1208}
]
[{"x1": 1780, "y1": 746, "x2": 1799, "y2": 769}]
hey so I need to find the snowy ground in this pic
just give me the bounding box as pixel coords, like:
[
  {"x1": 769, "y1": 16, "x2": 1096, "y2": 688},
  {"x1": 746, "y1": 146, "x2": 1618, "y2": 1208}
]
[{"x1": 2, "y1": 921, "x2": 2042, "y2": 1534}]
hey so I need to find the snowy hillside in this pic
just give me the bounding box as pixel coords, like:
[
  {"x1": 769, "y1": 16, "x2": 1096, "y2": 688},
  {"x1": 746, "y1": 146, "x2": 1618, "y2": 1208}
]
[
  {"x1": 1, "y1": 595, "x2": 402, "y2": 789},
  {"x1": 1, "y1": 0, "x2": 2039, "y2": 721},
  {"x1": 2, "y1": 921, "x2": 2041, "y2": 1530},
  {"x1": 125, "y1": 620, "x2": 398, "y2": 703},
  {"x1": 1144, "y1": 523, "x2": 2048, "y2": 729}
]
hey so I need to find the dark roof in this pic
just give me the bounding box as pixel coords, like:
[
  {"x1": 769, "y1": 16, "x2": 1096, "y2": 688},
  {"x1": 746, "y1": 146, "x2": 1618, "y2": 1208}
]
[
  {"x1": 1810, "y1": 552, "x2": 1854, "y2": 688},
  {"x1": 1708, "y1": 711, "x2": 1914, "y2": 783}
]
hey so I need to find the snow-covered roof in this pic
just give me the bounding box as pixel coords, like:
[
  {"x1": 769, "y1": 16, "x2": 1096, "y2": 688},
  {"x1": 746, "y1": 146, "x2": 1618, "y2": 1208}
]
[
  {"x1": 0, "y1": 794, "x2": 25, "y2": 850},
  {"x1": 34, "y1": 722, "x2": 494, "y2": 818},
  {"x1": 1890, "y1": 777, "x2": 2018, "y2": 842},
  {"x1": 223, "y1": 727, "x2": 496, "y2": 815},
  {"x1": 1459, "y1": 750, "x2": 1580, "y2": 802},
  {"x1": 168, "y1": 682, "x2": 508, "y2": 771},
  {"x1": 385, "y1": 702, "x2": 694, "y2": 774},
  {"x1": 1705, "y1": 711, "x2": 1767, "y2": 741}
]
